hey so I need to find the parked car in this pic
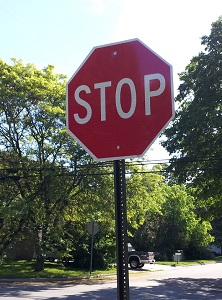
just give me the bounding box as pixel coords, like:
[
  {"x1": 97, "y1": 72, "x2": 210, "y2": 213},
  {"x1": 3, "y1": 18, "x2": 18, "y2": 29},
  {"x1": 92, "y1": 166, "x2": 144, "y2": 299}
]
[{"x1": 128, "y1": 243, "x2": 155, "y2": 269}]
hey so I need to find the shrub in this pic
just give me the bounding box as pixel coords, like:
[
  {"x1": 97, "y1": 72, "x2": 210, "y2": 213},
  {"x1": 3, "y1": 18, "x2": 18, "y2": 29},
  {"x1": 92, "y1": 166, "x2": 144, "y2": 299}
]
[{"x1": 184, "y1": 246, "x2": 215, "y2": 260}]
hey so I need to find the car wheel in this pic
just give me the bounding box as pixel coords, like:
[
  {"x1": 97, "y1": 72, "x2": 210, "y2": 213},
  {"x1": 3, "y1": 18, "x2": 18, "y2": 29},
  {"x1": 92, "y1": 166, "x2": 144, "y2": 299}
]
[{"x1": 129, "y1": 257, "x2": 139, "y2": 269}]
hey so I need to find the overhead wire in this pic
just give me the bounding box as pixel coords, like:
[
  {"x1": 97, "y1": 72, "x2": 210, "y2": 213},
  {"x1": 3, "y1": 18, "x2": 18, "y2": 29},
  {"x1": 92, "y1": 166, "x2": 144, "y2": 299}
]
[{"x1": 0, "y1": 155, "x2": 221, "y2": 179}]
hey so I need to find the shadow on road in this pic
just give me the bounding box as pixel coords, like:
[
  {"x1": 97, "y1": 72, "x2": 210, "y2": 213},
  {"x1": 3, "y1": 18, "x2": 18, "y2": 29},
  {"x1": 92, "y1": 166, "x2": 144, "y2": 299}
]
[
  {"x1": 130, "y1": 277, "x2": 222, "y2": 300},
  {"x1": 0, "y1": 277, "x2": 222, "y2": 299}
]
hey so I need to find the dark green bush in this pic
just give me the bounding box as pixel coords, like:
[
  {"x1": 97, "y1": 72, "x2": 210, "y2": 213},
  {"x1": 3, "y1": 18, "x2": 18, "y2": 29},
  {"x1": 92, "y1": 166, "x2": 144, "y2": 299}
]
[{"x1": 184, "y1": 246, "x2": 215, "y2": 260}]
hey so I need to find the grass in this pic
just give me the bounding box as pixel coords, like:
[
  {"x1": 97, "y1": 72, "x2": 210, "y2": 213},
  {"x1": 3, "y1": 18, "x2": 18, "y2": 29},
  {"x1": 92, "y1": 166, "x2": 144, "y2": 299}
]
[
  {"x1": 0, "y1": 260, "x2": 116, "y2": 279},
  {"x1": 156, "y1": 256, "x2": 222, "y2": 266},
  {"x1": 0, "y1": 257, "x2": 221, "y2": 280}
]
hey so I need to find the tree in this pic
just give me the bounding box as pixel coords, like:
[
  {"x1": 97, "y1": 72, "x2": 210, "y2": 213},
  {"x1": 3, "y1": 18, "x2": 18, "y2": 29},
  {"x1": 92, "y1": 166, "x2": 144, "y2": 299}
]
[
  {"x1": 62, "y1": 163, "x2": 116, "y2": 269},
  {"x1": 0, "y1": 59, "x2": 94, "y2": 270},
  {"x1": 131, "y1": 179, "x2": 213, "y2": 259},
  {"x1": 125, "y1": 164, "x2": 165, "y2": 236},
  {"x1": 162, "y1": 16, "x2": 222, "y2": 219},
  {"x1": 156, "y1": 185, "x2": 213, "y2": 259}
]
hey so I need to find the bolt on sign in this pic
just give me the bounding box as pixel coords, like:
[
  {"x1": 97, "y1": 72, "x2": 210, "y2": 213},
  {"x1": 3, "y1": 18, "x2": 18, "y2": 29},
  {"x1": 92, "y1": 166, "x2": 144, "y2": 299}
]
[{"x1": 66, "y1": 38, "x2": 174, "y2": 161}]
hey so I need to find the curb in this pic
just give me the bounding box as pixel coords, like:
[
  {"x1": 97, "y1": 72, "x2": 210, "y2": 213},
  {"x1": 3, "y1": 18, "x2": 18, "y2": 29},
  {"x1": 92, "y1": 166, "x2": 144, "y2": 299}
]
[{"x1": 0, "y1": 274, "x2": 117, "y2": 284}]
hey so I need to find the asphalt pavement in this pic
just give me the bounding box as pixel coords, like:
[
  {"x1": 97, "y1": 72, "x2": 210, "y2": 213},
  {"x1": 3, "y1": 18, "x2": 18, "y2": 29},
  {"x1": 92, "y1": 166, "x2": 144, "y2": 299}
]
[{"x1": 1, "y1": 263, "x2": 222, "y2": 299}]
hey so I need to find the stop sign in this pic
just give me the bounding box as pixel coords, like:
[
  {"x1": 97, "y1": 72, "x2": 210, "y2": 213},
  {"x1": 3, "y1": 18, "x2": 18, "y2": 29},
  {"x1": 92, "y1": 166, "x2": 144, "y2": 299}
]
[{"x1": 66, "y1": 39, "x2": 174, "y2": 161}]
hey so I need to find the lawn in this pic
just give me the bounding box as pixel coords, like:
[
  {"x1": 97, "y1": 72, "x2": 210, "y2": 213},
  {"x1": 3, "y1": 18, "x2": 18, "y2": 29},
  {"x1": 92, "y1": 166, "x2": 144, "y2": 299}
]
[
  {"x1": 0, "y1": 260, "x2": 116, "y2": 279},
  {"x1": 156, "y1": 257, "x2": 222, "y2": 266},
  {"x1": 0, "y1": 258, "x2": 221, "y2": 280}
]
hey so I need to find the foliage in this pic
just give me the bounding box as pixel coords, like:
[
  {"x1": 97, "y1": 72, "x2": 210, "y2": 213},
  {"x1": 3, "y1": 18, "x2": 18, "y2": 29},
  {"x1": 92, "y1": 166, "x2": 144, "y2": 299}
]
[
  {"x1": 162, "y1": 16, "x2": 222, "y2": 219},
  {"x1": 129, "y1": 172, "x2": 213, "y2": 259},
  {"x1": 0, "y1": 59, "x2": 94, "y2": 270},
  {"x1": 0, "y1": 18, "x2": 220, "y2": 270},
  {"x1": 126, "y1": 164, "x2": 165, "y2": 234},
  {"x1": 184, "y1": 246, "x2": 216, "y2": 260}
]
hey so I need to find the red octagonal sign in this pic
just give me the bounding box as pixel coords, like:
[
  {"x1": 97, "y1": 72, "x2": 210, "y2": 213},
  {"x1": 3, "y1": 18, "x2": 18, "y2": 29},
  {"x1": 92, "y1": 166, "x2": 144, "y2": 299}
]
[{"x1": 66, "y1": 39, "x2": 174, "y2": 161}]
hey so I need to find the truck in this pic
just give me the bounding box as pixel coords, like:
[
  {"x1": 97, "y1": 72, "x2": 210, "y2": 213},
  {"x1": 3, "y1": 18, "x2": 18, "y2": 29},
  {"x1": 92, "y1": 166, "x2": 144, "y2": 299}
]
[{"x1": 128, "y1": 243, "x2": 155, "y2": 269}]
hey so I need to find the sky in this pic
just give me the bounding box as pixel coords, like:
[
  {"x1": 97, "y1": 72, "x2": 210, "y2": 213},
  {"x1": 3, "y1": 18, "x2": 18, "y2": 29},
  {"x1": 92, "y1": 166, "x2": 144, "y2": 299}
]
[{"x1": 0, "y1": 0, "x2": 221, "y2": 162}]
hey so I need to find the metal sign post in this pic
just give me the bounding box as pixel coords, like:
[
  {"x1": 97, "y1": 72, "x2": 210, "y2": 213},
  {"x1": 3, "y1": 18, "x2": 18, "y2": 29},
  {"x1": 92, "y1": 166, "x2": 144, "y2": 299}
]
[
  {"x1": 66, "y1": 38, "x2": 174, "y2": 300},
  {"x1": 87, "y1": 221, "x2": 99, "y2": 276},
  {"x1": 89, "y1": 222, "x2": 94, "y2": 276},
  {"x1": 114, "y1": 160, "x2": 130, "y2": 300}
]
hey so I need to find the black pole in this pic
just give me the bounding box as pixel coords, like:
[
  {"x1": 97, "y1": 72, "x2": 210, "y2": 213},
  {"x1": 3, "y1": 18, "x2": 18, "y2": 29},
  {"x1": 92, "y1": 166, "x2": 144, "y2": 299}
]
[
  {"x1": 89, "y1": 221, "x2": 94, "y2": 276},
  {"x1": 114, "y1": 159, "x2": 130, "y2": 300}
]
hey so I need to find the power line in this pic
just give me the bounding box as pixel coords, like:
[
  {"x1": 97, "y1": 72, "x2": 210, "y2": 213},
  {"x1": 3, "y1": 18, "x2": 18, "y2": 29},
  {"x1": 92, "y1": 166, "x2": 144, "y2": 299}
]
[{"x1": 0, "y1": 155, "x2": 221, "y2": 179}]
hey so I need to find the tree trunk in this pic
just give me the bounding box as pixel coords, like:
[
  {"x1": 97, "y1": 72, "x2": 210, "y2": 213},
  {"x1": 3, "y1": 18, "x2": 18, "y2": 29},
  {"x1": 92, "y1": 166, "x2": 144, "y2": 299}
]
[
  {"x1": 35, "y1": 254, "x2": 45, "y2": 271},
  {"x1": 34, "y1": 228, "x2": 45, "y2": 271}
]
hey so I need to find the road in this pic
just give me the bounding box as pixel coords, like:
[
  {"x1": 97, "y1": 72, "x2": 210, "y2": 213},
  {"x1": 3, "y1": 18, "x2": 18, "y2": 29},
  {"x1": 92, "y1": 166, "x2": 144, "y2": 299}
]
[{"x1": 0, "y1": 263, "x2": 222, "y2": 299}]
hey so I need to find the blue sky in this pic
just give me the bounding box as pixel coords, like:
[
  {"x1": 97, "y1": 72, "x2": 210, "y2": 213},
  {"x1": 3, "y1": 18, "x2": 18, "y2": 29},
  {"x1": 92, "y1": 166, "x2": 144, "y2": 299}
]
[{"x1": 0, "y1": 0, "x2": 221, "y2": 161}]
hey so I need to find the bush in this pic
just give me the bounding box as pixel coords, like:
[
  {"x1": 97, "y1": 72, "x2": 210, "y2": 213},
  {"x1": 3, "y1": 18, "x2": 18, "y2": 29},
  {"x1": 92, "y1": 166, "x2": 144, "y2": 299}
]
[
  {"x1": 184, "y1": 246, "x2": 215, "y2": 260},
  {"x1": 154, "y1": 252, "x2": 169, "y2": 261},
  {"x1": 70, "y1": 248, "x2": 111, "y2": 270},
  {"x1": 71, "y1": 249, "x2": 90, "y2": 269}
]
